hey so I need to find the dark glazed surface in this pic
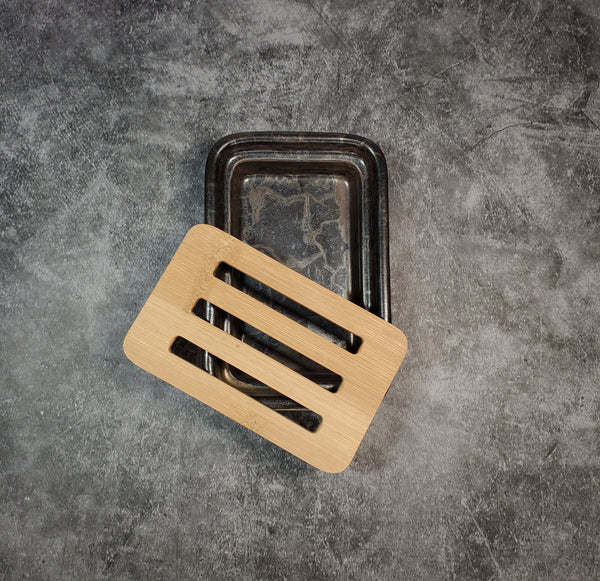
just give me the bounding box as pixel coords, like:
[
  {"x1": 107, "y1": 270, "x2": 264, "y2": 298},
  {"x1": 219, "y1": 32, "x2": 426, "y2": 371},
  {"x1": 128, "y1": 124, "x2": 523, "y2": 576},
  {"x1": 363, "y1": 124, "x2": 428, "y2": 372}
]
[
  {"x1": 204, "y1": 132, "x2": 389, "y2": 401},
  {"x1": 236, "y1": 171, "x2": 354, "y2": 296},
  {"x1": 2, "y1": 1, "x2": 600, "y2": 579}
]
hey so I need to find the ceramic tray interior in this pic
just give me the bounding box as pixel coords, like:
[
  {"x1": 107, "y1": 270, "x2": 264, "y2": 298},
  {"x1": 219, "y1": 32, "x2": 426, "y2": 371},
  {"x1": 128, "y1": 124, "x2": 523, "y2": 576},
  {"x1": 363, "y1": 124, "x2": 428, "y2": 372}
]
[{"x1": 178, "y1": 132, "x2": 390, "y2": 411}]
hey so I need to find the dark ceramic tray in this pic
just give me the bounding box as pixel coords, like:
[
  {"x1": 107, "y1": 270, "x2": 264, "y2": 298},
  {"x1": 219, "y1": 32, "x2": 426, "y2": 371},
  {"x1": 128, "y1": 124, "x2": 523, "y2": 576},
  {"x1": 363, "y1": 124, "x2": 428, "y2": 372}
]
[{"x1": 200, "y1": 132, "x2": 389, "y2": 409}]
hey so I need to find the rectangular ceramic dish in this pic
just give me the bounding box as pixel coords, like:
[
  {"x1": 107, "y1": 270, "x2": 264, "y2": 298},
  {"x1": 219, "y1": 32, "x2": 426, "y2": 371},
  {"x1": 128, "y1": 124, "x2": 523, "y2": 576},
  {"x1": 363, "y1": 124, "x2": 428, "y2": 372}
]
[{"x1": 192, "y1": 132, "x2": 390, "y2": 410}]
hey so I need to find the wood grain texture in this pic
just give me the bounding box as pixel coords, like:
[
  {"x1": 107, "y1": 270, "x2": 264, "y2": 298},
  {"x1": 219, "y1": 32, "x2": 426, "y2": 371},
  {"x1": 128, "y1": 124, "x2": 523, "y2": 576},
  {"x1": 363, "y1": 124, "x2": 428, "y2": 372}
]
[{"x1": 123, "y1": 225, "x2": 407, "y2": 472}]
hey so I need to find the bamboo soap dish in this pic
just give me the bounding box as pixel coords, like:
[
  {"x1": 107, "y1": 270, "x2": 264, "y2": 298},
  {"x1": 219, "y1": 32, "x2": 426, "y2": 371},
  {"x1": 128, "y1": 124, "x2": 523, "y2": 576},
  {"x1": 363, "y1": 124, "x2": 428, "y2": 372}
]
[{"x1": 123, "y1": 225, "x2": 407, "y2": 472}]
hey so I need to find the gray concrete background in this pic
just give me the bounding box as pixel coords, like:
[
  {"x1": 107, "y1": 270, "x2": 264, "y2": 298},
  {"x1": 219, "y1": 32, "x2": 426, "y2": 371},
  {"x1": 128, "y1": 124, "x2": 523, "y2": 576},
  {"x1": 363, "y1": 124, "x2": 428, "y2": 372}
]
[{"x1": 1, "y1": 0, "x2": 599, "y2": 579}]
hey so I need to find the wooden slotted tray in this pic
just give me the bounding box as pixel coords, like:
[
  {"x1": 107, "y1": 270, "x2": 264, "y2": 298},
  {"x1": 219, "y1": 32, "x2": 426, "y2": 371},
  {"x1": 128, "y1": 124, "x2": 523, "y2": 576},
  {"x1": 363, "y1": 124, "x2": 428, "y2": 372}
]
[{"x1": 123, "y1": 225, "x2": 407, "y2": 472}]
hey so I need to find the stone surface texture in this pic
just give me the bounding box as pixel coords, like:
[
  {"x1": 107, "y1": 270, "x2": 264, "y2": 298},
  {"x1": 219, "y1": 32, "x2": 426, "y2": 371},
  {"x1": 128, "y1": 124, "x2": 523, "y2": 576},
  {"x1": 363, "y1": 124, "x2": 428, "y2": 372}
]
[{"x1": 1, "y1": 0, "x2": 599, "y2": 579}]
